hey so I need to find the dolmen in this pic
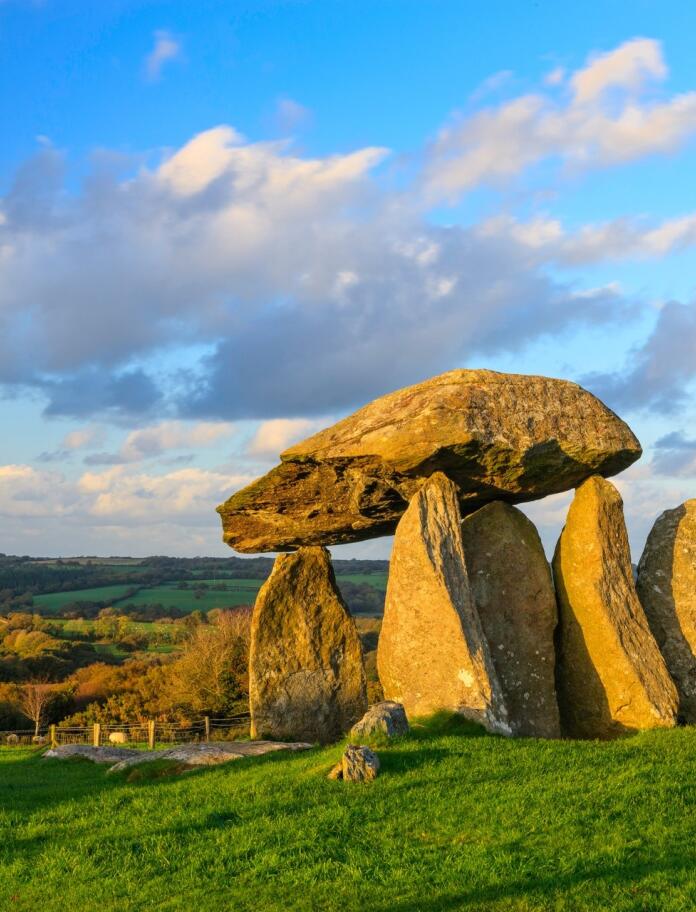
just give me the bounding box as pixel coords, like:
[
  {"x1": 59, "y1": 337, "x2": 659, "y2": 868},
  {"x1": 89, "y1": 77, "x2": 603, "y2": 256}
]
[{"x1": 217, "y1": 368, "x2": 692, "y2": 741}]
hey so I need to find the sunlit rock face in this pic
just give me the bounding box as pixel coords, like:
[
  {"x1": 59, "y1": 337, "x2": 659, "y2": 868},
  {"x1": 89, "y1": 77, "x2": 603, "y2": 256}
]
[
  {"x1": 461, "y1": 501, "x2": 561, "y2": 739},
  {"x1": 553, "y1": 476, "x2": 678, "y2": 739},
  {"x1": 218, "y1": 369, "x2": 642, "y2": 553},
  {"x1": 637, "y1": 500, "x2": 696, "y2": 722},
  {"x1": 249, "y1": 546, "x2": 367, "y2": 744},
  {"x1": 377, "y1": 473, "x2": 510, "y2": 734}
]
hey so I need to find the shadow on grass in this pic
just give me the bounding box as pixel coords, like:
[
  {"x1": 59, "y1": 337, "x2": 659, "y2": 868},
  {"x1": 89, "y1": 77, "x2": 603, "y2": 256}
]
[{"x1": 374, "y1": 855, "x2": 694, "y2": 912}]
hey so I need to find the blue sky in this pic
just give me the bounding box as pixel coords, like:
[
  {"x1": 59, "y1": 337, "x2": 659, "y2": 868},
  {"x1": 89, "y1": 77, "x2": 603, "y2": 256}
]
[{"x1": 1, "y1": 0, "x2": 695, "y2": 558}]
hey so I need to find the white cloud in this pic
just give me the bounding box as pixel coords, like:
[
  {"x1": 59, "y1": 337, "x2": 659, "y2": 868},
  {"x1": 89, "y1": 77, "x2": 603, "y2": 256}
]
[
  {"x1": 477, "y1": 211, "x2": 696, "y2": 265},
  {"x1": 274, "y1": 97, "x2": 312, "y2": 133},
  {"x1": 61, "y1": 426, "x2": 106, "y2": 451},
  {"x1": 423, "y1": 38, "x2": 696, "y2": 201},
  {"x1": 0, "y1": 462, "x2": 252, "y2": 555},
  {"x1": 571, "y1": 38, "x2": 666, "y2": 104},
  {"x1": 145, "y1": 30, "x2": 182, "y2": 81},
  {"x1": 85, "y1": 421, "x2": 235, "y2": 465},
  {"x1": 247, "y1": 418, "x2": 322, "y2": 457}
]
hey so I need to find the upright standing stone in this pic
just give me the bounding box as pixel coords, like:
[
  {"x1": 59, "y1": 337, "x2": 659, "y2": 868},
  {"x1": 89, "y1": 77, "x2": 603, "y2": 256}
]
[
  {"x1": 553, "y1": 476, "x2": 678, "y2": 738},
  {"x1": 377, "y1": 473, "x2": 510, "y2": 734},
  {"x1": 461, "y1": 502, "x2": 561, "y2": 738},
  {"x1": 249, "y1": 546, "x2": 367, "y2": 744},
  {"x1": 637, "y1": 500, "x2": 696, "y2": 722}
]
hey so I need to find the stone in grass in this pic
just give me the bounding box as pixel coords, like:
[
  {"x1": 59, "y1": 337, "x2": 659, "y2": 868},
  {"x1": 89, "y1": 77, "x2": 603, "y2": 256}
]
[
  {"x1": 350, "y1": 702, "x2": 409, "y2": 740},
  {"x1": 328, "y1": 745, "x2": 380, "y2": 782}
]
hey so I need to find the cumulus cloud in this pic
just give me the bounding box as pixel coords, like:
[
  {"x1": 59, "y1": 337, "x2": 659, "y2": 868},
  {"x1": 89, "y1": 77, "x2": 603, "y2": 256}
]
[
  {"x1": 651, "y1": 431, "x2": 696, "y2": 476},
  {"x1": 423, "y1": 38, "x2": 696, "y2": 201},
  {"x1": 0, "y1": 37, "x2": 694, "y2": 429},
  {"x1": 571, "y1": 37, "x2": 667, "y2": 104},
  {"x1": 584, "y1": 300, "x2": 696, "y2": 413},
  {"x1": 145, "y1": 30, "x2": 182, "y2": 81},
  {"x1": 477, "y1": 211, "x2": 696, "y2": 265},
  {"x1": 273, "y1": 97, "x2": 312, "y2": 133},
  {"x1": 247, "y1": 418, "x2": 322, "y2": 456},
  {"x1": 0, "y1": 121, "x2": 630, "y2": 422},
  {"x1": 0, "y1": 463, "x2": 251, "y2": 556},
  {"x1": 84, "y1": 420, "x2": 234, "y2": 466}
]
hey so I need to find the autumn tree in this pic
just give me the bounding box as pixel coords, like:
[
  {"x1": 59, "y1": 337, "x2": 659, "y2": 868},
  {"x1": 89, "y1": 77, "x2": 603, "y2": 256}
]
[
  {"x1": 17, "y1": 681, "x2": 57, "y2": 736},
  {"x1": 167, "y1": 608, "x2": 251, "y2": 716}
]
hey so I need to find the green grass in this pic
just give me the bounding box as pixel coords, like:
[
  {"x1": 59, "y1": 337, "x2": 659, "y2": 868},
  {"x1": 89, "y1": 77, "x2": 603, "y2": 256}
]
[
  {"x1": 121, "y1": 583, "x2": 259, "y2": 611},
  {"x1": 3, "y1": 716, "x2": 696, "y2": 910},
  {"x1": 335, "y1": 571, "x2": 388, "y2": 590},
  {"x1": 32, "y1": 585, "x2": 137, "y2": 613}
]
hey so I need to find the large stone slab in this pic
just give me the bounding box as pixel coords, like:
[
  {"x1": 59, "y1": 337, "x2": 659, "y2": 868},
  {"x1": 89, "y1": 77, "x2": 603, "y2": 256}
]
[
  {"x1": 553, "y1": 476, "x2": 678, "y2": 738},
  {"x1": 461, "y1": 502, "x2": 561, "y2": 738},
  {"x1": 249, "y1": 546, "x2": 367, "y2": 744},
  {"x1": 377, "y1": 473, "x2": 510, "y2": 734},
  {"x1": 637, "y1": 500, "x2": 696, "y2": 722},
  {"x1": 218, "y1": 369, "x2": 641, "y2": 553}
]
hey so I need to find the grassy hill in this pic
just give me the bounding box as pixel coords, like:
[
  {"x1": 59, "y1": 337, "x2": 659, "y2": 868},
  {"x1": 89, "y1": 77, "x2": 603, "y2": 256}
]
[{"x1": 3, "y1": 716, "x2": 696, "y2": 911}]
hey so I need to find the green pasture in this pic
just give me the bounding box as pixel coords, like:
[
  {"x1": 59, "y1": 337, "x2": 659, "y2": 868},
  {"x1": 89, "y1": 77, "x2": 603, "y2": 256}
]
[
  {"x1": 32, "y1": 585, "x2": 137, "y2": 614},
  {"x1": 3, "y1": 716, "x2": 696, "y2": 910}
]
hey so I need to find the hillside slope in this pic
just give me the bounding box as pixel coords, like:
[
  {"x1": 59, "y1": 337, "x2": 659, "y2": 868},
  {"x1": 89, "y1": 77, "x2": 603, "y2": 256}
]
[{"x1": 2, "y1": 717, "x2": 696, "y2": 911}]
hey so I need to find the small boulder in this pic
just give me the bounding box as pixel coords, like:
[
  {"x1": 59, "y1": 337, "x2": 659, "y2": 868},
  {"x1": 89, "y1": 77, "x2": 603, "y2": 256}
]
[
  {"x1": 329, "y1": 745, "x2": 380, "y2": 781},
  {"x1": 108, "y1": 731, "x2": 129, "y2": 745},
  {"x1": 350, "y1": 702, "x2": 409, "y2": 740}
]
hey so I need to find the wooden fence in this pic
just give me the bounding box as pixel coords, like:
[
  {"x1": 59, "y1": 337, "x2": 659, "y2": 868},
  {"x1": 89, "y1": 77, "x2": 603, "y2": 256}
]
[{"x1": 0, "y1": 714, "x2": 250, "y2": 748}]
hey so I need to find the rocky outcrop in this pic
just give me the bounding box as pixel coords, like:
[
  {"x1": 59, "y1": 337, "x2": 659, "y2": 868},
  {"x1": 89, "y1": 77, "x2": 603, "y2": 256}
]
[
  {"x1": 461, "y1": 502, "x2": 561, "y2": 738},
  {"x1": 328, "y1": 745, "x2": 380, "y2": 781},
  {"x1": 249, "y1": 546, "x2": 367, "y2": 744},
  {"x1": 377, "y1": 473, "x2": 510, "y2": 733},
  {"x1": 350, "y1": 701, "x2": 409, "y2": 740},
  {"x1": 553, "y1": 476, "x2": 678, "y2": 738},
  {"x1": 218, "y1": 369, "x2": 641, "y2": 552},
  {"x1": 637, "y1": 500, "x2": 696, "y2": 722}
]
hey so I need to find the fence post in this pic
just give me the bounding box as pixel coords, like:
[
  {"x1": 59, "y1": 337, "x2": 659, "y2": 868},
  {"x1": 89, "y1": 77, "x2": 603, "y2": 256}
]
[
  {"x1": 204, "y1": 716, "x2": 210, "y2": 743},
  {"x1": 93, "y1": 723, "x2": 101, "y2": 747},
  {"x1": 148, "y1": 719, "x2": 155, "y2": 750},
  {"x1": 49, "y1": 724, "x2": 57, "y2": 749}
]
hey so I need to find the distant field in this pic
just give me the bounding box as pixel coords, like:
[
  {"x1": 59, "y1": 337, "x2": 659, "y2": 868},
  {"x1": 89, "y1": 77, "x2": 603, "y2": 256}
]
[
  {"x1": 122, "y1": 582, "x2": 260, "y2": 612},
  {"x1": 33, "y1": 585, "x2": 137, "y2": 613},
  {"x1": 29, "y1": 572, "x2": 388, "y2": 617},
  {"x1": 336, "y1": 572, "x2": 388, "y2": 590}
]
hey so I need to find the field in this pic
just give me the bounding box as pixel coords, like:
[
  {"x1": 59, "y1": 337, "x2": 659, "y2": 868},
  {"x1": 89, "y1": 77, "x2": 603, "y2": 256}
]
[
  {"x1": 3, "y1": 716, "x2": 696, "y2": 911},
  {"x1": 32, "y1": 585, "x2": 139, "y2": 613},
  {"x1": 28, "y1": 572, "x2": 389, "y2": 617}
]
